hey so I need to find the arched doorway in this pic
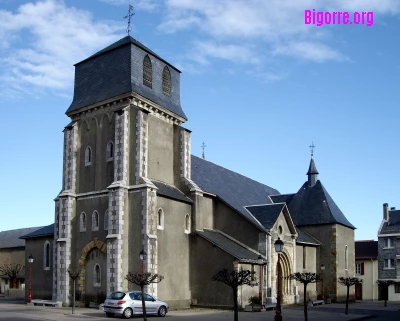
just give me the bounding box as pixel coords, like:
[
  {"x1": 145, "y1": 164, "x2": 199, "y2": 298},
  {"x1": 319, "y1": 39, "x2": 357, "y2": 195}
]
[
  {"x1": 275, "y1": 250, "x2": 294, "y2": 304},
  {"x1": 78, "y1": 238, "x2": 107, "y2": 302}
]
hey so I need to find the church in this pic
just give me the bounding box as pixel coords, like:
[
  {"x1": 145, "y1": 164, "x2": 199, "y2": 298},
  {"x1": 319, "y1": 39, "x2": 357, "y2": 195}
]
[{"x1": 21, "y1": 35, "x2": 356, "y2": 309}]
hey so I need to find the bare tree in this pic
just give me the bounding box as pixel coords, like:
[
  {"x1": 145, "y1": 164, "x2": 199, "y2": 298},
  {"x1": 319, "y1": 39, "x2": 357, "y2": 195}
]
[
  {"x1": 211, "y1": 268, "x2": 257, "y2": 321},
  {"x1": 376, "y1": 280, "x2": 398, "y2": 307},
  {"x1": 338, "y1": 277, "x2": 362, "y2": 314},
  {"x1": 290, "y1": 272, "x2": 321, "y2": 321},
  {"x1": 125, "y1": 272, "x2": 164, "y2": 321},
  {"x1": 0, "y1": 263, "x2": 24, "y2": 287},
  {"x1": 67, "y1": 269, "x2": 81, "y2": 314}
]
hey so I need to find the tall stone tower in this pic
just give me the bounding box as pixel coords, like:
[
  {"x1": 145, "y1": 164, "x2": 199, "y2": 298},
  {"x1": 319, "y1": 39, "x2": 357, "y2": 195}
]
[{"x1": 53, "y1": 36, "x2": 195, "y2": 306}]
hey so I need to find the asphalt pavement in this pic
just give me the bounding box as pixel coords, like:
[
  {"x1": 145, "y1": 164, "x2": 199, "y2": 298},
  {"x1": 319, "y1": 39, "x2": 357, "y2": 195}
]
[{"x1": 0, "y1": 298, "x2": 399, "y2": 321}]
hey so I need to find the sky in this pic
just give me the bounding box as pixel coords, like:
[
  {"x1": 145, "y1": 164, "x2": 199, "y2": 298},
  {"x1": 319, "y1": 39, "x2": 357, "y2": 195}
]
[{"x1": 0, "y1": 0, "x2": 399, "y2": 241}]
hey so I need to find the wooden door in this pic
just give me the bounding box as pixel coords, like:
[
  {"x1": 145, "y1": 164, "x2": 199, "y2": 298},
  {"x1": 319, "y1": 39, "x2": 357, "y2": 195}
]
[{"x1": 355, "y1": 283, "x2": 362, "y2": 300}]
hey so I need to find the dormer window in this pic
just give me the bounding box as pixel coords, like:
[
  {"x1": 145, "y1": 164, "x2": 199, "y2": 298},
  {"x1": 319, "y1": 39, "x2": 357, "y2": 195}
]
[
  {"x1": 85, "y1": 146, "x2": 92, "y2": 166},
  {"x1": 143, "y1": 55, "x2": 152, "y2": 88},
  {"x1": 162, "y1": 66, "x2": 171, "y2": 97}
]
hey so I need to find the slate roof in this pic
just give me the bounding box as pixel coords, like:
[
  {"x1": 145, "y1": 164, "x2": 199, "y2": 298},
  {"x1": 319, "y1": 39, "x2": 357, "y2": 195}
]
[
  {"x1": 0, "y1": 227, "x2": 44, "y2": 249},
  {"x1": 191, "y1": 155, "x2": 280, "y2": 232},
  {"x1": 76, "y1": 36, "x2": 181, "y2": 72},
  {"x1": 151, "y1": 180, "x2": 193, "y2": 204},
  {"x1": 355, "y1": 240, "x2": 378, "y2": 259},
  {"x1": 287, "y1": 180, "x2": 355, "y2": 229},
  {"x1": 197, "y1": 229, "x2": 265, "y2": 262},
  {"x1": 296, "y1": 227, "x2": 321, "y2": 246},
  {"x1": 380, "y1": 210, "x2": 400, "y2": 234},
  {"x1": 245, "y1": 203, "x2": 285, "y2": 230},
  {"x1": 20, "y1": 224, "x2": 55, "y2": 239},
  {"x1": 270, "y1": 194, "x2": 295, "y2": 205},
  {"x1": 66, "y1": 36, "x2": 187, "y2": 120}
]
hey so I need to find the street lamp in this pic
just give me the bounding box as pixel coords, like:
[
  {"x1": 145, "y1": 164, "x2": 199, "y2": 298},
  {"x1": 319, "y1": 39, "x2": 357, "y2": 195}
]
[
  {"x1": 139, "y1": 249, "x2": 147, "y2": 274},
  {"x1": 274, "y1": 238, "x2": 284, "y2": 321},
  {"x1": 27, "y1": 254, "x2": 34, "y2": 303},
  {"x1": 257, "y1": 255, "x2": 265, "y2": 306},
  {"x1": 320, "y1": 263, "x2": 325, "y2": 302}
]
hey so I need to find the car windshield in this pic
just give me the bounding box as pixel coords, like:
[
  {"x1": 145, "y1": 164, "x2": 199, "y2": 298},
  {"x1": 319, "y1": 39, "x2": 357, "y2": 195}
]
[{"x1": 108, "y1": 292, "x2": 126, "y2": 300}]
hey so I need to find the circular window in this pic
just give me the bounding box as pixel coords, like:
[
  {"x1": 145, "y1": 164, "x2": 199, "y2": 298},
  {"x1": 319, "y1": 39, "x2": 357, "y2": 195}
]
[{"x1": 278, "y1": 226, "x2": 283, "y2": 235}]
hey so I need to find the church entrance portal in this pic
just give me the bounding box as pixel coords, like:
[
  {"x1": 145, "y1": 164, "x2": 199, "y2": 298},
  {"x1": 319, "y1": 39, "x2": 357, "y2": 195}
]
[{"x1": 78, "y1": 238, "x2": 107, "y2": 302}]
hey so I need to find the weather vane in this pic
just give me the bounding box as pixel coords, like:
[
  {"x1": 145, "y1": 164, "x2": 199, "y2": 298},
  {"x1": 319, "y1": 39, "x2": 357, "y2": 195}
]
[
  {"x1": 124, "y1": 1, "x2": 135, "y2": 35},
  {"x1": 201, "y1": 142, "x2": 206, "y2": 160},
  {"x1": 309, "y1": 141, "x2": 316, "y2": 157}
]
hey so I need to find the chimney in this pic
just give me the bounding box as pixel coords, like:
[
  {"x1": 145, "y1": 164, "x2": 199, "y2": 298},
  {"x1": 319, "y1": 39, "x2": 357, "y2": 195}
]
[
  {"x1": 383, "y1": 203, "x2": 389, "y2": 221},
  {"x1": 390, "y1": 207, "x2": 396, "y2": 211}
]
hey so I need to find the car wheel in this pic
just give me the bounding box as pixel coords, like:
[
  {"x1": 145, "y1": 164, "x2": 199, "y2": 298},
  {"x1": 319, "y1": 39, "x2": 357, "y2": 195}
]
[
  {"x1": 158, "y1": 305, "x2": 167, "y2": 317},
  {"x1": 105, "y1": 312, "x2": 115, "y2": 318},
  {"x1": 122, "y1": 308, "x2": 133, "y2": 319}
]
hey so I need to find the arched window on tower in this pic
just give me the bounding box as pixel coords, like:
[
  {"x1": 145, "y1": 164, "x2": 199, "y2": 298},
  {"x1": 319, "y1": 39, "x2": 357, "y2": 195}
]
[
  {"x1": 85, "y1": 146, "x2": 92, "y2": 166},
  {"x1": 143, "y1": 55, "x2": 152, "y2": 88},
  {"x1": 44, "y1": 241, "x2": 51, "y2": 270},
  {"x1": 345, "y1": 245, "x2": 348, "y2": 270},
  {"x1": 93, "y1": 264, "x2": 101, "y2": 287},
  {"x1": 106, "y1": 141, "x2": 114, "y2": 162},
  {"x1": 157, "y1": 208, "x2": 164, "y2": 230},
  {"x1": 104, "y1": 210, "x2": 109, "y2": 231},
  {"x1": 80, "y1": 212, "x2": 87, "y2": 232},
  {"x1": 92, "y1": 211, "x2": 99, "y2": 231},
  {"x1": 162, "y1": 66, "x2": 171, "y2": 97},
  {"x1": 184, "y1": 214, "x2": 190, "y2": 234}
]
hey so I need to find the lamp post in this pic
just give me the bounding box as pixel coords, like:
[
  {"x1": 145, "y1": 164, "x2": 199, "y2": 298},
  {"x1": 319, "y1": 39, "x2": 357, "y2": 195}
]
[
  {"x1": 257, "y1": 255, "x2": 265, "y2": 306},
  {"x1": 139, "y1": 249, "x2": 147, "y2": 274},
  {"x1": 27, "y1": 254, "x2": 34, "y2": 303},
  {"x1": 321, "y1": 263, "x2": 325, "y2": 302},
  {"x1": 274, "y1": 238, "x2": 284, "y2": 321}
]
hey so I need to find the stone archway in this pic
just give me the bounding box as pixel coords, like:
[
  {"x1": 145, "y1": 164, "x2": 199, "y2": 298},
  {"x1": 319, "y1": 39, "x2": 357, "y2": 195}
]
[
  {"x1": 77, "y1": 237, "x2": 107, "y2": 299},
  {"x1": 275, "y1": 249, "x2": 294, "y2": 304}
]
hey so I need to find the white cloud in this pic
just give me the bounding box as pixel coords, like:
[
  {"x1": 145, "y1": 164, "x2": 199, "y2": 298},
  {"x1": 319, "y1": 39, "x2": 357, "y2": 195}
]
[
  {"x1": 0, "y1": 0, "x2": 123, "y2": 97},
  {"x1": 189, "y1": 41, "x2": 260, "y2": 65},
  {"x1": 157, "y1": 0, "x2": 399, "y2": 68},
  {"x1": 99, "y1": 0, "x2": 159, "y2": 11},
  {"x1": 272, "y1": 42, "x2": 350, "y2": 63}
]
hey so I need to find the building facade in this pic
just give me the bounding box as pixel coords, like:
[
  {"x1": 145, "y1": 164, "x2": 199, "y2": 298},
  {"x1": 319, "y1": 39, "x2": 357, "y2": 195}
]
[
  {"x1": 377, "y1": 203, "x2": 400, "y2": 301},
  {"x1": 354, "y1": 240, "x2": 378, "y2": 301},
  {"x1": 0, "y1": 227, "x2": 44, "y2": 298},
  {"x1": 14, "y1": 35, "x2": 356, "y2": 308}
]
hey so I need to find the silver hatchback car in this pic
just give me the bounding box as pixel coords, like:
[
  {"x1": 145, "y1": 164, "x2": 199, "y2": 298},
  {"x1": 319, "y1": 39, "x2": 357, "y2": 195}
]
[{"x1": 103, "y1": 290, "x2": 168, "y2": 318}]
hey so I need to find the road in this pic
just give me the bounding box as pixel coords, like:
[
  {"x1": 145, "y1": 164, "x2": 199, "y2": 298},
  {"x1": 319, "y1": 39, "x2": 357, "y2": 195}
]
[{"x1": 0, "y1": 299, "x2": 399, "y2": 321}]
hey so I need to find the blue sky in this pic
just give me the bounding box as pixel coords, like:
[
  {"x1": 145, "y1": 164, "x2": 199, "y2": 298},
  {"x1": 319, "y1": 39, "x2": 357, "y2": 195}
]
[{"x1": 0, "y1": 0, "x2": 399, "y2": 241}]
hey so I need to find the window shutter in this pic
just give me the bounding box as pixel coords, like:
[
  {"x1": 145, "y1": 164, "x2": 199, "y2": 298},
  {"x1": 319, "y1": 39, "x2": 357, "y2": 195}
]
[{"x1": 361, "y1": 262, "x2": 364, "y2": 275}]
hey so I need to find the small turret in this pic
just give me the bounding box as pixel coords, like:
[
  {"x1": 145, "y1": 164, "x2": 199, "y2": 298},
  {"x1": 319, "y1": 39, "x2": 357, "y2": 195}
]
[{"x1": 307, "y1": 156, "x2": 319, "y2": 187}]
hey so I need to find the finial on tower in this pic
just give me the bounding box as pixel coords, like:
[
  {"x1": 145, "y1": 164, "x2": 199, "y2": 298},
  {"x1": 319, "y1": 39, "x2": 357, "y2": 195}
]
[
  {"x1": 201, "y1": 142, "x2": 206, "y2": 160},
  {"x1": 309, "y1": 141, "x2": 316, "y2": 157},
  {"x1": 307, "y1": 142, "x2": 319, "y2": 187},
  {"x1": 124, "y1": 1, "x2": 135, "y2": 36}
]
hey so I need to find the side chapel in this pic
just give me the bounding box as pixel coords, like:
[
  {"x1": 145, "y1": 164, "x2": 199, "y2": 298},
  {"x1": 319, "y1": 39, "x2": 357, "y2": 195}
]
[{"x1": 22, "y1": 36, "x2": 356, "y2": 308}]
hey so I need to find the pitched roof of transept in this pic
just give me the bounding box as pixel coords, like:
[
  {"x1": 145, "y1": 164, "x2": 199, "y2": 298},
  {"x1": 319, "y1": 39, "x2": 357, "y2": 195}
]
[{"x1": 191, "y1": 155, "x2": 280, "y2": 233}]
